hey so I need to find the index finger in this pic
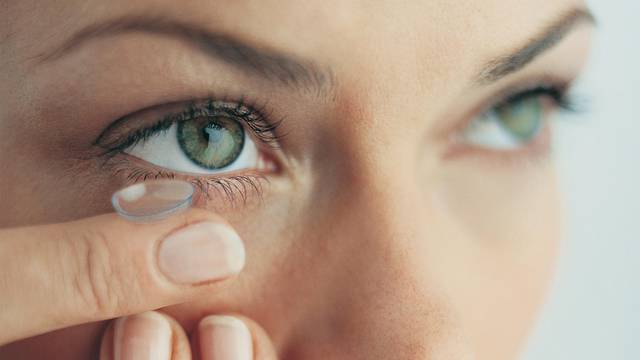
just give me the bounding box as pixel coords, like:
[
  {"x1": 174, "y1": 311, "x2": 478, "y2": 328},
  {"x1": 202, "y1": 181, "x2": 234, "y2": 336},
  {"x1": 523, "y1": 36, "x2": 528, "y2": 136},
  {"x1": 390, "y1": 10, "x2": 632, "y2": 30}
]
[{"x1": 0, "y1": 208, "x2": 245, "y2": 346}]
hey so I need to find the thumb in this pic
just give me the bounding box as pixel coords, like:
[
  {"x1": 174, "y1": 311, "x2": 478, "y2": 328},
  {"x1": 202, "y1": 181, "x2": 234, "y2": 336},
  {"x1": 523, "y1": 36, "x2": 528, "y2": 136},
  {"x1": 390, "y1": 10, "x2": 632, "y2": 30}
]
[{"x1": 0, "y1": 209, "x2": 245, "y2": 346}]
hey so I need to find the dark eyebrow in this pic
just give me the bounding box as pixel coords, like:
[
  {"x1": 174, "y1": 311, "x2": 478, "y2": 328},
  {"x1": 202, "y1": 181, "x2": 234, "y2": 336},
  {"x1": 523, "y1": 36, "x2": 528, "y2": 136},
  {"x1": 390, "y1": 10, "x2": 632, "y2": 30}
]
[
  {"x1": 476, "y1": 7, "x2": 596, "y2": 85},
  {"x1": 38, "y1": 15, "x2": 334, "y2": 96}
]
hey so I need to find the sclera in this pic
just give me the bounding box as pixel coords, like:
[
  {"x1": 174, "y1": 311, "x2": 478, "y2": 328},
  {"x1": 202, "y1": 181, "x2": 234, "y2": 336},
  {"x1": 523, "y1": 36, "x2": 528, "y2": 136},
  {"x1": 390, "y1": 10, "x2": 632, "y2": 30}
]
[{"x1": 111, "y1": 179, "x2": 195, "y2": 222}]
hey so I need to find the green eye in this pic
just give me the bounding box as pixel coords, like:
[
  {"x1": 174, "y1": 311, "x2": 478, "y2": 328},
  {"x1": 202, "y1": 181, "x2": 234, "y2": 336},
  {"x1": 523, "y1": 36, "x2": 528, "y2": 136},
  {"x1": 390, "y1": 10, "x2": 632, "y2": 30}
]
[
  {"x1": 494, "y1": 96, "x2": 543, "y2": 141},
  {"x1": 177, "y1": 115, "x2": 245, "y2": 169},
  {"x1": 462, "y1": 95, "x2": 544, "y2": 150}
]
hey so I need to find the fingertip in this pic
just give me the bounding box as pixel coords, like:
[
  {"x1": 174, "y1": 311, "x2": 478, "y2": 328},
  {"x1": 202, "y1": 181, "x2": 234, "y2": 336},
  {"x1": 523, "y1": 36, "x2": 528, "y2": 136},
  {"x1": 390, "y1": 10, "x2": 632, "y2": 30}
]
[
  {"x1": 100, "y1": 311, "x2": 192, "y2": 360},
  {"x1": 194, "y1": 314, "x2": 279, "y2": 360},
  {"x1": 158, "y1": 221, "x2": 246, "y2": 285},
  {"x1": 197, "y1": 315, "x2": 253, "y2": 360},
  {"x1": 113, "y1": 312, "x2": 172, "y2": 360}
]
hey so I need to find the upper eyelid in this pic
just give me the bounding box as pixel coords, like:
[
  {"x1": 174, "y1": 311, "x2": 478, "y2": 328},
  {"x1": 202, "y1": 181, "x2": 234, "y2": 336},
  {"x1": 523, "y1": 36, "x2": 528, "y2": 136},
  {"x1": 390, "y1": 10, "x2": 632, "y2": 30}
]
[
  {"x1": 485, "y1": 78, "x2": 572, "y2": 112},
  {"x1": 494, "y1": 86, "x2": 569, "y2": 109},
  {"x1": 473, "y1": 86, "x2": 574, "y2": 130},
  {"x1": 94, "y1": 98, "x2": 284, "y2": 155},
  {"x1": 431, "y1": 77, "x2": 576, "y2": 142}
]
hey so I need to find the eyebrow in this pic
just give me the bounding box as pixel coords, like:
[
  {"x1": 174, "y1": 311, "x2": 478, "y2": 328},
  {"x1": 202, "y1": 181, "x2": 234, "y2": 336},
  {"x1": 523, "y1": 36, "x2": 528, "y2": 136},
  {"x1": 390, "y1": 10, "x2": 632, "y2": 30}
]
[
  {"x1": 40, "y1": 9, "x2": 593, "y2": 94},
  {"x1": 476, "y1": 7, "x2": 595, "y2": 85},
  {"x1": 39, "y1": 16, "x2": 334, "y2": 96}
]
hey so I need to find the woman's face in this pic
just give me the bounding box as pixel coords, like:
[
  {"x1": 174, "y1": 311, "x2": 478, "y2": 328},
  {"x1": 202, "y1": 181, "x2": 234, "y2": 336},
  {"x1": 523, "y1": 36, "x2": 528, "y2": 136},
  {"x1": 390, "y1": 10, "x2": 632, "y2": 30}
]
[{"x1": 0, "y1": 0, "x2": 593, "y2": 359}]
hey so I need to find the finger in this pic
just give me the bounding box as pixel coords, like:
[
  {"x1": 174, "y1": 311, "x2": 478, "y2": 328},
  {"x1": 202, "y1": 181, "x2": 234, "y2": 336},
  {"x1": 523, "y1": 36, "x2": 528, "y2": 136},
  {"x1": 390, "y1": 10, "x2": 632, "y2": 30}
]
[
  {"x1": 100, "y1": 311, "x2": 191, "y2": 360},
  {"x1": 0, "y1": 209, "x2": 246, "y2": 346},
  {"x1": 192, "y1": 314, "x2": 278, "y2": 360}
]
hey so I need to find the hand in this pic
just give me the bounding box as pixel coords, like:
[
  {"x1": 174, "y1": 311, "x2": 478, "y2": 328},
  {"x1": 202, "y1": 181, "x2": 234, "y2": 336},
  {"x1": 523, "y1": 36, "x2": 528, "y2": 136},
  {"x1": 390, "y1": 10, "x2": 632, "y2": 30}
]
[
  {"x1": 99, "y1": 311, "x2": 278, "y2": 360},
  {"x1": 0, "y1": 209, "x2": 246, "y2": 346}
]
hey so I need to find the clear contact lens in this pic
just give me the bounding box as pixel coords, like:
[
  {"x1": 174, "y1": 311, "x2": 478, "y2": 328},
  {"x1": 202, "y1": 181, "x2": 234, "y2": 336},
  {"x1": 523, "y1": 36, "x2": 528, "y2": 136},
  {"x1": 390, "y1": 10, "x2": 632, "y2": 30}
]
[{"x1": 111, "y1": 180, "x2": 195, "y2": 222}]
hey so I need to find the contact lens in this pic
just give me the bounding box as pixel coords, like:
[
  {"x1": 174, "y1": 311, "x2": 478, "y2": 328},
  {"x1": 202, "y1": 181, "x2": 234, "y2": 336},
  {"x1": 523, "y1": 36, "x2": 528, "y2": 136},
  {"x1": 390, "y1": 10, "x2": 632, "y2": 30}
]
[{"x1": 111, "y1": 180, "x2": 195, "y2": 222}]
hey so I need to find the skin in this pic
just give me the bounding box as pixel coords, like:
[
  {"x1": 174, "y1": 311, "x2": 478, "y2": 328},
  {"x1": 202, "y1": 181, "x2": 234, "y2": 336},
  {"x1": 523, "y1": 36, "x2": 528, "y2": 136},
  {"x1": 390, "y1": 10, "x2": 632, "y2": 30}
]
[{"x1": 0, "y1": 0, "x2": 593, "y2": 359}]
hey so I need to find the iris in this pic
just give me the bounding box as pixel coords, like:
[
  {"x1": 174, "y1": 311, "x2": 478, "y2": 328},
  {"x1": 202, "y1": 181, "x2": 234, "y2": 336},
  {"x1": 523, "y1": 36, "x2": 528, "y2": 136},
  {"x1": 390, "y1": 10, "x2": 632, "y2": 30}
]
[
  {"x1": 177, "y1": 115, "x2": 245, "y2": 169},
  {"x1": 494, "y1": 96, "x2": 542, "y2": 142}
]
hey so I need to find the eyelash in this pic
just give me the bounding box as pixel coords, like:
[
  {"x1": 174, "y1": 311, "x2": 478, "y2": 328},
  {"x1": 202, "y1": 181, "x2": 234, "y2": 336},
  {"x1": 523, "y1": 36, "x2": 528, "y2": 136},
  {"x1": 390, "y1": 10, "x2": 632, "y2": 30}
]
[
  {"x1": 102, "y1": 97, "x2": 283, "y2": 204},
  {"x1": 120, "y1": 166, "x2": 268, "y2": 205},
  {"x1": 102, "y1": 98, "x2": 284, "y2": 157},
  {"x1": 501, "y1": 85, "x2": 577, "y2": 112},
  {"x1": 446, "y1": 83, "x2": 581, "y2": 164},
  {"x1": 103, "y1": 83, "x2": 580, "y2": 202}
]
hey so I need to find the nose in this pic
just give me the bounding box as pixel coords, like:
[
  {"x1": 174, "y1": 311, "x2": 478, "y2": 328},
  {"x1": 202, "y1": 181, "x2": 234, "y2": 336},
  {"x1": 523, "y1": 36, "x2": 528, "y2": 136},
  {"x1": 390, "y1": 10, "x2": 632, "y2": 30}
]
[{"x1": 281, "y1": 145, "x2": 474, "y2": 359}]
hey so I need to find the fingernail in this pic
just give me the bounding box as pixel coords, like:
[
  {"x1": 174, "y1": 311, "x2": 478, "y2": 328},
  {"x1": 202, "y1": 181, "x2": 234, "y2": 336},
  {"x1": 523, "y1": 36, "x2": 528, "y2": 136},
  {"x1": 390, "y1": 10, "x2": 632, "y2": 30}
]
[
  {"x1": 158, "y1": 222, "x2": 245, "y2": 284},
  {"x1": 199, "y1": 316, "x2": 253, "y2": 360},
  {"x1": 113, "y1": 311, "x2": 171, "y2": 360}
]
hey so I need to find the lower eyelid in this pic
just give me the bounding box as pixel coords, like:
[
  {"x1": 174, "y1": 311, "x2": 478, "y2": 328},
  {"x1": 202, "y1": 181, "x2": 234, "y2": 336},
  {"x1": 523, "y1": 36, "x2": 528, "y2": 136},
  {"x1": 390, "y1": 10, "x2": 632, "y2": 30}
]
[
  {"x1": 103, "y1": 153, "x2": 271, "y2": 208},
  {"x1": 189, "y1": 175, "x2": 269, "y2": 207},
  {"x1": 442, "y1": 117, "x2": 553, "y2": 165}
]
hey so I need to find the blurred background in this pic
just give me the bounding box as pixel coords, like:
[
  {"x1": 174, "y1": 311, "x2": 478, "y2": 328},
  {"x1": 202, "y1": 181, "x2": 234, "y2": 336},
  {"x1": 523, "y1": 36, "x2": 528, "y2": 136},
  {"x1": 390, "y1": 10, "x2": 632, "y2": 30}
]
[{"x1": 523, "y1": 0, "x2": 639, "y2": 359}]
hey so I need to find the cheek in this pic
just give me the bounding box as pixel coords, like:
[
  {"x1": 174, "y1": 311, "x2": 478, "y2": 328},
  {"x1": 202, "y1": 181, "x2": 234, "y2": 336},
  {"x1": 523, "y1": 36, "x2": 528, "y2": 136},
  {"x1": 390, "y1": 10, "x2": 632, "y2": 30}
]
[
  {"x1": 155, "y1": 186, "x2": 310, "y2": 335},
  {"x1": 435, "y1": 161, "x2": 561, "y2": 359},
  {"x1": 0, "y1": 99, "x2": 122, "y2": 227},
  {"x1": 0, "y1": 157, "x2": 123, "y2": 227}
]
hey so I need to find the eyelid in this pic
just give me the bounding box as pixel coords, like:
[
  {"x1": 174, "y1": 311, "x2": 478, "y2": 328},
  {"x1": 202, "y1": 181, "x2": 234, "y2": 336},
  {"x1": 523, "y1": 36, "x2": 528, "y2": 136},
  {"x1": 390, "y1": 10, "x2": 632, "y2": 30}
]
[
  {"x1": 494, "y1": 85, "x2": 573, "y2": 112},
  {"x1": 97, "y1": 98, "x2": 284, "y2": 206},
  {"x1": 438, "y1": 77, "x2": 580, "y2": 166},
  {"x1": 107, "y1": 153, "x2": 271, "y2": 206},
  {"x1": 94, "y1": 97, "x2": 284, "y2": 159},
  {"x1": 435, "y1": 75, "x2": 574, "y2": 142},
  {"x1": 444, "y1": 121, "x2": 554, "y2": 167}
]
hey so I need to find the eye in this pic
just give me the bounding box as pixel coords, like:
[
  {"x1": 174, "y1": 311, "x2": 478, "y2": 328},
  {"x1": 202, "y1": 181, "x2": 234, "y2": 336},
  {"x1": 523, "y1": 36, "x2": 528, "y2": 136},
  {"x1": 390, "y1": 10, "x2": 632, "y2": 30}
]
[
  {"x1": 462, "y1": 96, "x2": 543, "y2": 150},
  {"x1": 122, "y1": 100, "x2": 275, "y2": 175},
  {"x1": 458, "y1": 86, "x2": 573, "y2": 151}
]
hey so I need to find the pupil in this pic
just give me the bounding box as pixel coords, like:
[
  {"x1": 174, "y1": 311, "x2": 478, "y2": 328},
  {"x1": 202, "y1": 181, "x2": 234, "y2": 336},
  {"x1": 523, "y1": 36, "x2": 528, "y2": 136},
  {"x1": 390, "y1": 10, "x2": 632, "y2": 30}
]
[{"x1": 203, "y1": 123, "x2": 223, "y2": 142}]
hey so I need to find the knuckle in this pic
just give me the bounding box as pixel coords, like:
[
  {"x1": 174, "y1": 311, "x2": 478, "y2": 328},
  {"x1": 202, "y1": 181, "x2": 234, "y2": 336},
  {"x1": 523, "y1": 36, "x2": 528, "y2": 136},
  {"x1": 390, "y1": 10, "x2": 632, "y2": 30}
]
[{"x1": 66, "y1": 227, "x2": 123, "y2": 317}]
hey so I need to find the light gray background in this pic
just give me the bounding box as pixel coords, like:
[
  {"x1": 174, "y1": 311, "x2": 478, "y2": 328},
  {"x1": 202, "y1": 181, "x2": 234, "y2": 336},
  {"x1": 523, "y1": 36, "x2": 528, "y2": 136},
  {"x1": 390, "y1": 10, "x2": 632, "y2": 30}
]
[{"x1": 523, "y1": 1, "x2": 639, "y2": 359}]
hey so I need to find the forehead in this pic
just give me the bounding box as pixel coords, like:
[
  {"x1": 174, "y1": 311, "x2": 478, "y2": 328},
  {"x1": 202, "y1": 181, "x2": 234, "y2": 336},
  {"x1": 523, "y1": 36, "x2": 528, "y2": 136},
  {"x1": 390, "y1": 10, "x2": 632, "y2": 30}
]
[
  {"x1": 7, "y1": 0, "x2": 581, "y2": 61},
  {"x1": 4, "y1": 0, "x2": 585, "y2": 117}
]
